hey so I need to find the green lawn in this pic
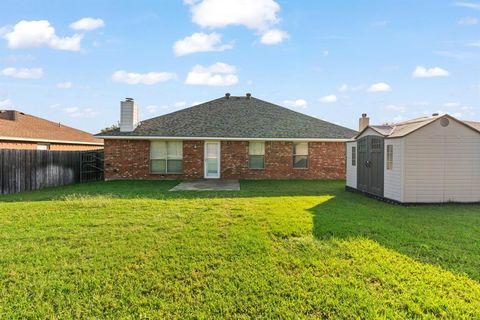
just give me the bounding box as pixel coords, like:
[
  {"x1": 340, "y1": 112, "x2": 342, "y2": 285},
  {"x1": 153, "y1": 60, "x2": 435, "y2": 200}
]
[{"x1": 1, "y1": 180, "x2": 479, "y2": 319}]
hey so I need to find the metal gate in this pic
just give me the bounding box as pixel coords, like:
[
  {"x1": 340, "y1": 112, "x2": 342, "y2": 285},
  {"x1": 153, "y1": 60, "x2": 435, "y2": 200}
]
[
  {"x1": 80, "y1": 150, "x2": 104, "y2": 183},
  {"x1": 357, "y1": 136, "x2": 384, "y2": 197}
]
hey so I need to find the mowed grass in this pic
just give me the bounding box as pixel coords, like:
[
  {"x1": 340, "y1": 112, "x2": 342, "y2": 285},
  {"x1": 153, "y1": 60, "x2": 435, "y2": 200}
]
[{"x1": 0, "y1": 181, "x2": 479, "y2": 318}]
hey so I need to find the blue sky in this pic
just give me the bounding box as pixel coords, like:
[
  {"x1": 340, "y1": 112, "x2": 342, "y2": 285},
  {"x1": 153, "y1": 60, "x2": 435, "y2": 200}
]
[{"x1": 0, "y1": 0, "x2": 479, "y2": 133}]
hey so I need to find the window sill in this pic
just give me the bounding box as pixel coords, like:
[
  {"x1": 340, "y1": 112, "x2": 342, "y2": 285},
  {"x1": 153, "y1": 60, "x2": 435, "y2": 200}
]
[{"x1": 293, "y1": 168, "x2": 309, "y2": 170}]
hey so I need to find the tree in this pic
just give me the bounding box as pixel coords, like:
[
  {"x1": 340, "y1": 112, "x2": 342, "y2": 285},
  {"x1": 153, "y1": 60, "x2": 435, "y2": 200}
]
[{"x1": 100, "y1": 121, "x2": 120, "y2": 133}]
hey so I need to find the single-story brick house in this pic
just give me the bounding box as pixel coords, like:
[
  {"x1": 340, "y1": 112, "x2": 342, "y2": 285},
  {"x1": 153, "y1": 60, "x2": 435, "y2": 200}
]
[
  {"x1": 97, "y1": 94, "x2": 357, "y2": 180},
  {"x1": 0, "y1": 110, "x2": 103, "y2": 151}
]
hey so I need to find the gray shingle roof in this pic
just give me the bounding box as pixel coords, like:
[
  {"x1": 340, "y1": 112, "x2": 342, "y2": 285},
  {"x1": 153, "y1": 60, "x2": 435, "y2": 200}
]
[{"x1": 99, "y1": 96, "x2": 357, "y2": 139}]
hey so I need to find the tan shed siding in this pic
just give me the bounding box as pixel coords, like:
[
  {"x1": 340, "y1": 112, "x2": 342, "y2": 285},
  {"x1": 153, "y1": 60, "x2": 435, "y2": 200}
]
[
  {"x1": 403, "y1": 118, "x2": 480, "y2": 203},
  {"x1": 346, "y1": 141, "x2": 357, "y2": 188},
  {"x1": 384, "y1": 138, "x2": 404, "y2": 202}
]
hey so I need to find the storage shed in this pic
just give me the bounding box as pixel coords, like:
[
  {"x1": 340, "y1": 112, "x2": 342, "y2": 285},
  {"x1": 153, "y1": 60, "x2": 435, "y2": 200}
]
[{"x1": 346, "y1": 113, "x2": 480, "y2": 203}]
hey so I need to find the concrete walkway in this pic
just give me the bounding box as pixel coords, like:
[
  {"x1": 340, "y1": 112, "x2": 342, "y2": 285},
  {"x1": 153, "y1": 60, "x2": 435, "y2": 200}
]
[{"x1": 169, "y1": 180, "x2": 240, "y2": 191}]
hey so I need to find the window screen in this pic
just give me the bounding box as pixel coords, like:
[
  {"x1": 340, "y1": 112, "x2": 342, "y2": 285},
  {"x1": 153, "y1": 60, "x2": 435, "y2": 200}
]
[
  {"x1": 386, "y1": 145, "x2": 393, "y2": 170},
  {"x1": 249, "y1": 142, "x2": 265, "y2": 169},
  {"x1": 150, "y1": 141, "x2": 183, "y2": 173},
  {"x1": 293, "y1": 142, "x2": 308, "y2": 169},
  {"x1": 352, "y1": 146, "x2": 356, "y2": 166}
]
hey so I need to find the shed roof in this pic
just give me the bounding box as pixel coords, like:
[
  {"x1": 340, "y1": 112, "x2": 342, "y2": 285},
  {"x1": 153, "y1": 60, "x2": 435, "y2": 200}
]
[
  {"x1": 0, "y1": 110, "x2": 103, "y2": 145},
  {"x1": 464, "y1": 121, "x2": 480, "y2": 131},
  {"x1": 355, "y1": 114, "x2": 480, "y2": 139},
  {"x1": 98, "y1": 96, "x2": 357, "y2": 140}
]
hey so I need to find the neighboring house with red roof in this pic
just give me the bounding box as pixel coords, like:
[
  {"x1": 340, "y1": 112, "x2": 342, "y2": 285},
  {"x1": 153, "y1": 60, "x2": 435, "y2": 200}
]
[{"x1": 0, "y1": 110, "x2": 103, "y2": 151}]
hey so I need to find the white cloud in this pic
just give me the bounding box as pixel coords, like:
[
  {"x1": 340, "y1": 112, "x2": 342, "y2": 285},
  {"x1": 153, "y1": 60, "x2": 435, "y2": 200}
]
[
  {"x1": 174, "y1": 101, "x2": 187, "y2": 108},
  {"x1": 384, "y1": 104, "x2": 406, "y2": 113},
  {"x1": 146, "y1": 105, "x2": 159, "y2": 114},
  {"x1": 367, "y1": 82, "x2": 392, "y2": 92},
  {"x1": 443, "y1": 102, "x2": 461, "y2": 108},
  {"x1": 391, "y1": 115, "x2": 404, "y2": 123},
  {"x1": 188, "y1": 0, "x2": 281, "y2": 30},
  {"x1": 185, "y1": 0, "x2": 287, "y2": 44},
  {"x1": 70, "y1": 18, "x2": 105, "y2": 31},
  {"x1": 57, "y1": 81, "x2": 73, "y2": 89},
  {"x1": 63, "y1": 106, "x2": 98, "y2": 118},
  {"x1": 337, "y1": 84, "x2": 348, "y2": 92},
  {"x1": 112, "y1": 70, "x2": 176, "y2": 85},
  {"x1": 458, "y1": 16, "x2": 478, "y2": 25},
  {"x1": 460, "y1": 105, "x2": 475, "y2": 116},
  {"x1": 260, "y1": 29, "x2": 289, "y2": 45},
  {"x1": 0, "y1": 98, "x2": 14, "y2": 108},
  {"x1": 412, "y1": 66, "x2": 450, "y2": 78},
  {"x1": 434, "y1": 51, "x2": 467, "y2": 59},
  {"x1": 318, "y1": 95, "x2": 338, "y2": 103},
  {"x1": 371, "y1": 20, "x2": 389, "y2": 27},
  {"x1": 70, "y1": 108, "x2": 98, "y2": 118},
  {"x1": 413, "y1": 101, "x2": 430, "y2": 107},
  {"x1": 454, "y1": 2, "x2": 480, "y2": 10},
  {"x1": 173, "y1": 32, "x2": 233, "y2": 56},
  {"x1": 1, "y1": 67, "x2": 43, "y2": 79},
  {"x1": 467, "y1": 40, "x2": 480, "y2": 47},
  {"x1": 284, "y1": 99, "x2": 308, "y2": 108},
  {"x1": 185, "y1": 62, "x2": 238, "y2": 86},
  {"x1": 3, "y1": 20, "x2": 82, "y2": 51},
  {"x1": 337, "y1": 83, "x2": 367, "y2": 92}
]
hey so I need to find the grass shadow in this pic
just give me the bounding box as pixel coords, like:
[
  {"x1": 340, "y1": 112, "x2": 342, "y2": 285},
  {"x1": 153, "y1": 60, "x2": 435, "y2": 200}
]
[
  {"x1": 3, "y1": 179, "x2": 480, "y2": 282},
  {"x1": 309, "y1": 190, "x2": 480, "y2": 281}
]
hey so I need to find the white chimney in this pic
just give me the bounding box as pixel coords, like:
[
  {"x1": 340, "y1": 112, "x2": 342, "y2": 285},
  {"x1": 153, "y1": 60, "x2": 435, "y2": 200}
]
[
  {"x1": 359, "y1": 113, "x2": 369, "y2": 131},
  {"x1": 120, "y1": 98, "x2": 139, "y2": 132}
]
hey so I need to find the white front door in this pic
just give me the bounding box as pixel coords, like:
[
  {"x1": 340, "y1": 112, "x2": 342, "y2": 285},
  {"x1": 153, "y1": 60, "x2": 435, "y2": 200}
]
[{"x1": 204, "y1": 141, "x2": 220, "y2": 179}]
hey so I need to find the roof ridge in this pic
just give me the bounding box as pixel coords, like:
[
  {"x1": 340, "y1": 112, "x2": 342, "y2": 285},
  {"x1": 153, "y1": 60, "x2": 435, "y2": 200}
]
[
  {"x1": 99, "y1": 95, "x2": 357, "y2": 139},
  {"x1": 393, "y1": 116, "x2": 435, "y2": 126}
]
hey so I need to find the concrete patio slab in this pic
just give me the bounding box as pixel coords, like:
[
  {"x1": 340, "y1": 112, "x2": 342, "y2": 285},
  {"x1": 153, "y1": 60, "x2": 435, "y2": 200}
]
[{"x1": 169, "y1": 180, "x2": 240, "y2": 191}]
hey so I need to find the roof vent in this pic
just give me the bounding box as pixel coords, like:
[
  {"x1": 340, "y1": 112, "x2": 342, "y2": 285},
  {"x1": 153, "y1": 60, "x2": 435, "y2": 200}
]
[
  {"x1": 246, "y1": 93, "x2": 251, "y2": 99},
  {"x1": 225, "y1": 93, "x2": 231, "y2": 99},
  {"x1": 125, "y1": 97, "x2": 134, "y2": 102},
  {"x1": 432, "y1": 113, "x2": 439, "y2": 117}
]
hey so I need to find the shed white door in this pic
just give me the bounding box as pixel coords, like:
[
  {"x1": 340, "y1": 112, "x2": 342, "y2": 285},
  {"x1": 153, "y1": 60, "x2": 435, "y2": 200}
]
[{"x1": 204, "y1": 141, "x2": 220, "y2": 179}]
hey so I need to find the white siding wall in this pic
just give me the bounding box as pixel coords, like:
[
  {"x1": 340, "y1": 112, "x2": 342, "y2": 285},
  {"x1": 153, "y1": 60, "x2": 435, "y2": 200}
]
[
  {"x1": 346, "y1": 141, "x2": 357, "y2": 188},
  {"x1": 404, "y1": 118, "x2": 480, "y2": 203},
  {"x1": 384, "y1": 138, "x2": 404, "y2": 202}
]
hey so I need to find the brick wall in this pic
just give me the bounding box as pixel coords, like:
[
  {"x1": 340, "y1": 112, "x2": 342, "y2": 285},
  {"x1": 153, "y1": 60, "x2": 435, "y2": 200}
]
[
  {"x1": 0, "y1": 140, "x2": 103, "y2": 151},
  {"x1": 104, "y1": 139, "x2": 346, "y2": 180}
]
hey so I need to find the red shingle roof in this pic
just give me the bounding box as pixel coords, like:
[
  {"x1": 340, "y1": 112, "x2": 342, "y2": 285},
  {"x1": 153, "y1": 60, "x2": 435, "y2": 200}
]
[{"x1": 0, "y1": 110, "x2": 103, "y2": 145}]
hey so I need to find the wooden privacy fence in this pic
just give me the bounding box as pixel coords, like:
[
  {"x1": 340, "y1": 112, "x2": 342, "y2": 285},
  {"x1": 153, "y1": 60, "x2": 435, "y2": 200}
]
[{"x1": 0, "y1": 149, "x2": 104, "y2": 195}]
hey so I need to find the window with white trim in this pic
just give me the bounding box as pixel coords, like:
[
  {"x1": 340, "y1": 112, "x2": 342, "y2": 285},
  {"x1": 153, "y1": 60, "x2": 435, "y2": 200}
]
[
  {"x1": 386, "y1": 145, "x2": 393, "y2": 170},
  {"x1": 293, "y1": 142, "x2": 308, "y2": 169},
  {"x1": 150, "y1": 141, "x2": 183, "y2": 174},
  {"x1": 351, "y1": 146, "x2": 356, "y2": 166},
  {"x1": 249, "y1": 142, "x2": 265, "y2": 169}
]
